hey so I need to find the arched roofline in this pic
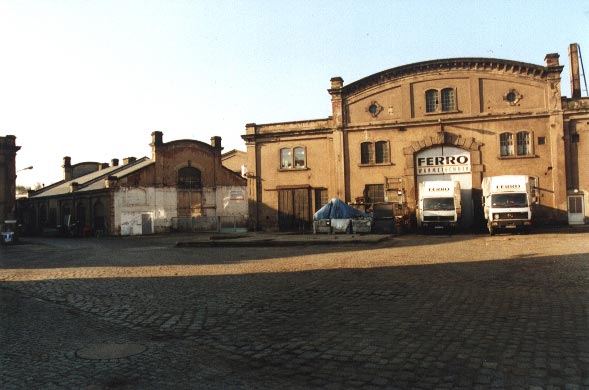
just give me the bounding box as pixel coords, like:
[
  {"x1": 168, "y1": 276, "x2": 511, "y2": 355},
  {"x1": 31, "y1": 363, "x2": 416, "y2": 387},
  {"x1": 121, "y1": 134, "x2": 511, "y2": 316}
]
[
  {"x1": 344, "y1": 57, "x2": 550, "y2": 96},
  {"x1": 164, "y1": 139, "x2": 216, "y2": 151}
]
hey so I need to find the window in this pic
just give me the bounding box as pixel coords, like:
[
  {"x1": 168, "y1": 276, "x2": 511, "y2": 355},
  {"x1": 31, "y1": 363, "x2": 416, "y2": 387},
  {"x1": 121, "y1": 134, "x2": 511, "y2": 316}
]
[
  {"x1": 178, "y1": 167, "x2": 202, "y2": 189},
  {"x1": 361, "y1": 141, "x2": 390, "y2": 165},
  {"x1": 314, "y1": 189, "x2": 329, "y2": 211},
  {"x1": 425, "y1": 90, "x2": 439, "y2": 113},
  {"x1": 280, "y1": 147, "x2": 306, "y2": 169},
  {"x1": 516, "y1": 131, "x2": 531, "y2": 156},
  {"x1": 500, "y1": 132, "x2": 514, "y2": 156},
  {"x1": 293, "y1": 147, "x2": 306, "y2": 167},
  {"x1": 364, "y1": 184, "x2": 385, "y2": 203},
  {"x1": 375, "y1": 141, "x2": 389, "y2": 164},
  {"x1": 441, "y1": 88, "x2": 455, "y2": 111},
  {"x1": 361, "y1": 142, "x2": 373, "y2": 164},
  {"x1": 571, "y1": 133, "x2": 580, "y2": 143},
  {"x1": 280, "y1": 148, "x2": 292, "y2": 169},
  {"x1": 538, "y1": 136, "x2": 546, "y2": 145},
  {"x1": 426, "y1": 88, "x2": 456, "y2": 113}
]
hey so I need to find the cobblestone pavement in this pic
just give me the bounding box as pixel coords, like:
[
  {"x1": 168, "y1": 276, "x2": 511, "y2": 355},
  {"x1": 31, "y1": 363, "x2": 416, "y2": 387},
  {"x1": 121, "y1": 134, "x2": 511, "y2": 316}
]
[{"x1": 1, "y1": 230, "x2": 589, "y2": 389}]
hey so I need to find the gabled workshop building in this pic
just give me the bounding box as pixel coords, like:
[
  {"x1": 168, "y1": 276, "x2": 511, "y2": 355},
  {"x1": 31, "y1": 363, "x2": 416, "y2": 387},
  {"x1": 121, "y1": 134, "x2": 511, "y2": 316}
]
[{"x1": 21, "y1": 132, "x2": 247, "y2": 236}]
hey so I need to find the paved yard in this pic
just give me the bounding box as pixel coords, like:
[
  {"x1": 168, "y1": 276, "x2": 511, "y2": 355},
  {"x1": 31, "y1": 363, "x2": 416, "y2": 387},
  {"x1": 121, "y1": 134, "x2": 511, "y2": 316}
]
[{"x1": 1, "y1": 231, "x2": 589, "y2": 389}]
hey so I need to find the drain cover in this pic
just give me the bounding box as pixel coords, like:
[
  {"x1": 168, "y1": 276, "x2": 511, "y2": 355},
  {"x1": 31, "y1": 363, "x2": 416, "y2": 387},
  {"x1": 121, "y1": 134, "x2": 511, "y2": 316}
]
[{"x1": 76, "y1": 343, "x2": 146, "y2": 360}]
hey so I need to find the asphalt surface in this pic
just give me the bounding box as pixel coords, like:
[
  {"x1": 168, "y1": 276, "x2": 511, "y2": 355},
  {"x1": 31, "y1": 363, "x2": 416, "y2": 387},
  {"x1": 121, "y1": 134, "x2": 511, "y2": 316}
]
[{"x1": 1, "y1": 229, "x2": 589, "y2": 389}]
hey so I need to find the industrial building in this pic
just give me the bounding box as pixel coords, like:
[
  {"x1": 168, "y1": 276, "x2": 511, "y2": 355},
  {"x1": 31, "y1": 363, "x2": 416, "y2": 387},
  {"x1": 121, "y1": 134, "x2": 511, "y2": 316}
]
[
  {"x1": 19, "y1": 132, "x2": 247, "y2": 236},
  {"x1": 243, "y1": 44, "x2": 589, "y2": 231}
]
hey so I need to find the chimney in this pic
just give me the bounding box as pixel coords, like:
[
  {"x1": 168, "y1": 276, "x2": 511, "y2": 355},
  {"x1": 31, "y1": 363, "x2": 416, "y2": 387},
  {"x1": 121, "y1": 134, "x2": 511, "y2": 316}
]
[
  {"x1": 330, "y1": 76, "x2": 344, "y2": 89},
  {"x1": 545, "y1": 53, "x2": 560, "y2": 68},
  {"x1": 123, "y1": 157, "x2": 137, "y2": 165},
  {"x1": 211, "y1": 136, "x2": 222, "y2": 150},
  {"x1": 69, "y1": 181, "x2": 80, "y2": 192},
  {"x1": 151, "y1": 131, "x2": 163, "y2": 146},
  {"x1": 569, "y1": 43, "x2": 582, "y2": 98},
  {"x1": 111, "y1": 158, "x2": 119, "y2": 167},
  {"x1": 150, "y1": 131, "x2": 163, "y2": 161},
  {"x1": 62, "y1": 156, "x2": 72, "y2": 181}
]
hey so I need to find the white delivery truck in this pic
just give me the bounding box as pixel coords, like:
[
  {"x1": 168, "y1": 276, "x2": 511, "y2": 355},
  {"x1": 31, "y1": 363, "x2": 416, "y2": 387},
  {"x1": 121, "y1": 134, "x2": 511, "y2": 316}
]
[
  {"x1": 417, "y1": 181, "x2": 462, "y2": 232},
  {"x1": 482, "y1": 175, "x2": 533, "y2": 235}
]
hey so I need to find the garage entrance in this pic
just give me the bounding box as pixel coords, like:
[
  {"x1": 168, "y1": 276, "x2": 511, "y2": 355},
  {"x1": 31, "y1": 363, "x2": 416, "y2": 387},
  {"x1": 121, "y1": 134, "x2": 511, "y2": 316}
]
[
  {"x1": 278, "y1": 188, "x2": 311, "y2": 231},
  {"x1": 415, "y1": 146, "x2": 474, "y2": 228}
]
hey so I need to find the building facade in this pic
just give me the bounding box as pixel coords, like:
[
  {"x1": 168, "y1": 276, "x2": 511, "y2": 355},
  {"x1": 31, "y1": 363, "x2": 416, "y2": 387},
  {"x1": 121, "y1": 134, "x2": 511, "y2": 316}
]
[
  {"x1": 0, "y1": 135, "x2": 20, "y2": 230},
  {"x1": 21, "y1": 132, "x2": 247, "y2": 236},
  {"x1": 243, "y1": 45, "x2": 589, "y2": 232}
]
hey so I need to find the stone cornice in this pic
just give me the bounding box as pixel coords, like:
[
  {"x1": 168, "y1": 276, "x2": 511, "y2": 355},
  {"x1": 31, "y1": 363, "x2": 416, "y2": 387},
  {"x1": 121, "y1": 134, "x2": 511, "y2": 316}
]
[{"x1": 344, "y1": 58, "x2": 554, "y2": 96}]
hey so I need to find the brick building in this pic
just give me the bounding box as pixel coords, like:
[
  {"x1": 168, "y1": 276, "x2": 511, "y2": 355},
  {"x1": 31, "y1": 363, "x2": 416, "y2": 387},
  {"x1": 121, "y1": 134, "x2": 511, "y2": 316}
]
[
  {"x1": 243, "y1": 44, "x2": 589, "y2": 232},
  {"x1": 21, "y1": 132, "x2": 247, "y2": 236},
  {"x1": 0, "y1": 135, "x2": 20, "y2": 231}
]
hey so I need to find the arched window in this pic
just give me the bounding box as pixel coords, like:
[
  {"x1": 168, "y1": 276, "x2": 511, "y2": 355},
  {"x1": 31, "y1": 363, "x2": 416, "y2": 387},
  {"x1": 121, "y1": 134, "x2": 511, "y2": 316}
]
[
  {"x1": 500, "y1": 132, "x2": 514, "y2": 156},
  {"x1": 375, "y1": 141, "x2": 390, "y2": 164},
  {"x1": 280, "y1": 148, "x2": 292, "y2": 169},
  {"x1": 425, "y1": 90, "x2": 439, "y2": 113},
  {"x1": 517, "y1": 131, "x2": 531, "y2": 156},
  {"x1": 178, "y1": 167, "x2": 202, "y2": 189},
  {"x1": 361, "y1": 142, "x2": 373, "y2": 164},
  {"x1": 441, "y1": 88, "x2": 455, "y2": 111},
  {"x1": 293, "y1": 147, "x2": 306, "y2": 168}
]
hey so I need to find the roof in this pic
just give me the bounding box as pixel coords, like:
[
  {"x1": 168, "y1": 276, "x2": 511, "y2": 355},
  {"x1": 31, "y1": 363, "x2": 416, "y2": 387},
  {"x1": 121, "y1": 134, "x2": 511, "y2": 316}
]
[
  {"x1": 30, "y1": 157, "x2": 152, "y2": 198},
  {"x1": 342, "y1": 57, "x2": 553, "y2": 96}
]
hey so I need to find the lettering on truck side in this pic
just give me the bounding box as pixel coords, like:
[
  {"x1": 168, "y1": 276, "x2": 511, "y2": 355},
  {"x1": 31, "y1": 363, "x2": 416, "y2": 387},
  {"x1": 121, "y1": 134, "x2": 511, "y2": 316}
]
[{"x1": 495, "y1": 184, "x2": 522, "y2": 190}]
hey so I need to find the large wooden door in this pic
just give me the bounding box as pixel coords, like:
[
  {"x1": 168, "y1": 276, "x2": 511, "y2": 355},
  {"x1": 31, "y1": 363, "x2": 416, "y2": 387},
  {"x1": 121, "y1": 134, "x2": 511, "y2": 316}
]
[
  {"x1": 177, "y1": 190, "x2": 202, "y2": 217},
  {"x1": 278, "y1": 188, "x2": 311, "y2": 231}
]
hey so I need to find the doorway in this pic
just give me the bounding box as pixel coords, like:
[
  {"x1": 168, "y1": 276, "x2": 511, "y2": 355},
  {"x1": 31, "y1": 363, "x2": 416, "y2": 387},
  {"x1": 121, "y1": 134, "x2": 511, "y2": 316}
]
[
  {"x1": 278, "y1": 188, "x2": 311, "y2": 231},
  {"x1": 567, "y1": 195, "x2": 585, "y2": 225}
]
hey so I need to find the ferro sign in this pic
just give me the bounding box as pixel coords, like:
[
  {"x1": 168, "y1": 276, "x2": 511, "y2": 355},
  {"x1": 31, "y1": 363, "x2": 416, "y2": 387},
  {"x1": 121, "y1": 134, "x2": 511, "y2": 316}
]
[{"x1": 416, "y1": 154, "x2": 471, "y2": 175}]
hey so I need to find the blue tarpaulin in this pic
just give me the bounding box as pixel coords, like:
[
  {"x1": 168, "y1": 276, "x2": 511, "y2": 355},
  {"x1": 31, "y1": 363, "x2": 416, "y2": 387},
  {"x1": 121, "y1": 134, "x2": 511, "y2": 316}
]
[{"x1": 313, "y1": 198, "x2": 370, "y2": 220}]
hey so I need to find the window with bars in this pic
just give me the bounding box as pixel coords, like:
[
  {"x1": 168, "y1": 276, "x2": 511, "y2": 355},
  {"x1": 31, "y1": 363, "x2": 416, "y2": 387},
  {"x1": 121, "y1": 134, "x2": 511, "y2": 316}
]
[
  {"x1": 425, "y1": 90, "x2": 438, "y2": 113},
  {"x1": 178, "y1": 167, "x2": 202, "y2": 189},
  {"x1": 364, "y1": 184, "x2": 385, "y2": 203},
  {"x1": 426, "y1": 88, "x2": 456, "y2": 113},
  {"x1": 375, "y1": 141, "x2": 389, "y2": 164},
  {"x1": 500, "y1": 132, "x2": 514, "y2": 156},
  {"x1": 516, "y1": 131, "x2": 531, "y2": 156},
  {"x1": 361, "y1": 141, "x2": 390, "y2": 165},
  {"x1": 498, "y1": 131, "x2": 534, "y2": 158},
  {"x1": 441, "y1": 88, "x2": 455, "y2": 111},
  {"x1": 361, "y1": 142, "x2": 372, "y2": 164}
]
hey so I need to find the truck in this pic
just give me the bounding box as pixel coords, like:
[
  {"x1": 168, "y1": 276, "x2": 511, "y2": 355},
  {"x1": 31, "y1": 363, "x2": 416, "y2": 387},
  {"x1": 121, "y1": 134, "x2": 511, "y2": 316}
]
[
  {"x1": 416, "y1": 181, "x2": 462, "y2": 232},
  {"x1": 482, "y1": 175, "x2": 533, "y2": 235}
]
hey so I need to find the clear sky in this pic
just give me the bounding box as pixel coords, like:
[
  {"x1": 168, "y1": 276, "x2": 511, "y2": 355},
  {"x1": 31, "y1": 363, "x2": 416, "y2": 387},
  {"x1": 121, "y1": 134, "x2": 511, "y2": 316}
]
[{"x1": 2, "y1": 0, "x2": 588, "y2": 188}]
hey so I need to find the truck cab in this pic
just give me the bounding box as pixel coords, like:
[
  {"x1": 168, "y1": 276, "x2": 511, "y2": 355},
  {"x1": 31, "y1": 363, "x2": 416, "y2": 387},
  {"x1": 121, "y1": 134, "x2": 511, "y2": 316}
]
[
  {"x1": 417, "y1": 181, "x2": 462, "y2": 232},
  {"x1": 482, "y1": 175, "x2": 533, "y2": 235}
]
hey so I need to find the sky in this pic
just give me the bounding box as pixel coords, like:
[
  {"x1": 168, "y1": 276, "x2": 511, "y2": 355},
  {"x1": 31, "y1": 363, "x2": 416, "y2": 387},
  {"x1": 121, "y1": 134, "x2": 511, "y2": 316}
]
[{"x1": 1, "y1": 0, "x2": 588, "y2": 188}]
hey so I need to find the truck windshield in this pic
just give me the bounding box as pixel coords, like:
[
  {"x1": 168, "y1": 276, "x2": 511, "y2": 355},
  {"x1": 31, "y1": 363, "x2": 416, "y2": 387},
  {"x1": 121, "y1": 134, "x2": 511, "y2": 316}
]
[
  {"x1": 491, "y1": 193, "x2": 528, "y2": 208},
  {"x1": 423, "y1": 197, "x2": 454, "y2": 210}
]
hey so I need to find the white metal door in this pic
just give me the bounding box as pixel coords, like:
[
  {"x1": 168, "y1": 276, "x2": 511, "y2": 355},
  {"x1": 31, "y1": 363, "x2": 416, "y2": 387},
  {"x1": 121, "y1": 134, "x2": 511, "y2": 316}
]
[{"x1": 567, "y1": 195, "x2": 585, "y2": 225}]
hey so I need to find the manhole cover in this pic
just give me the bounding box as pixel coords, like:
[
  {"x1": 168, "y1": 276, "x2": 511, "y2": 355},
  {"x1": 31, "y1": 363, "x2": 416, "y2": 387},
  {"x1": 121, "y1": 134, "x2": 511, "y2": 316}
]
[{"x1": 76, "y1": 343, "x2": 146, "y2": 360}]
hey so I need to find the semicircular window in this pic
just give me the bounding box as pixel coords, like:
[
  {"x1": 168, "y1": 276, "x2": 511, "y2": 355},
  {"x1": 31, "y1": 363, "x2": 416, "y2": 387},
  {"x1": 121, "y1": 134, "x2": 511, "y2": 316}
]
[{"x1": 178, "y1": 167, "x2": 202, "y2": 189}]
